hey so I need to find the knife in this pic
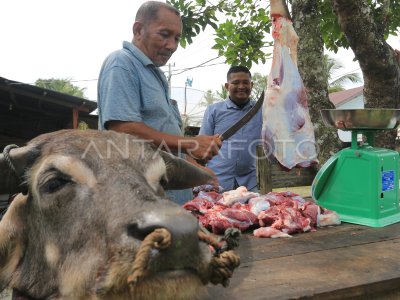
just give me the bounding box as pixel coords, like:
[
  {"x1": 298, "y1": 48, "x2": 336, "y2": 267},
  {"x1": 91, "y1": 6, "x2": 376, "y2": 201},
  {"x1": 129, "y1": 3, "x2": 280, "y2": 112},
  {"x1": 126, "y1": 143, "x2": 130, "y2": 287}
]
[{"x1": 219, "y1": 91, "x2": 264, "y2": 141}]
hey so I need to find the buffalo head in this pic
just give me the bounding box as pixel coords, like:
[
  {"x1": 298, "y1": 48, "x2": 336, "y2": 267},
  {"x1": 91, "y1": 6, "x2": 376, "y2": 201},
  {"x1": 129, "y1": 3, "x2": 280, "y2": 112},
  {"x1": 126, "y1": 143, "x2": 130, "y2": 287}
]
[{"x1": 0, "y1": 129, "x2": 236, "y2": 299}]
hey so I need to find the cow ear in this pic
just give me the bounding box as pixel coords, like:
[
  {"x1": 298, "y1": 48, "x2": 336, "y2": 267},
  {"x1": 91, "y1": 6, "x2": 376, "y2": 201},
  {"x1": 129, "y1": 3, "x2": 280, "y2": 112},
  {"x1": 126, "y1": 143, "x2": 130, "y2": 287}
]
[
  {"x1": 0, "y1": 193, "x2": 27, "y2": 290},
  {"x1": 158, "y1": 151, "x2": 213, "y2": 189},
  {"x1": 0, "y1": 145, "x2": 36, "y2": 195}
]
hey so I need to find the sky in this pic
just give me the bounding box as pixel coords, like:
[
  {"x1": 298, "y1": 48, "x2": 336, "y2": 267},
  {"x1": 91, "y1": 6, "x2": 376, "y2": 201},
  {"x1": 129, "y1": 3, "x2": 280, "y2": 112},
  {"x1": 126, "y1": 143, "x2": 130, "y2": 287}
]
[{"x1": 1, "y1": 0, "x2": 400, "y2": 123}]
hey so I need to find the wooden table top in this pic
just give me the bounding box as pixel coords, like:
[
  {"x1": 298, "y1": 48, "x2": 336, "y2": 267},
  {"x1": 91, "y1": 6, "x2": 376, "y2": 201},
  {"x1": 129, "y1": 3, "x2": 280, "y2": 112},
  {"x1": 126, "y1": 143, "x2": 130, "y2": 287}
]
[{"x1": 206, "y1": 221, "x2": 400, "y2": 300}]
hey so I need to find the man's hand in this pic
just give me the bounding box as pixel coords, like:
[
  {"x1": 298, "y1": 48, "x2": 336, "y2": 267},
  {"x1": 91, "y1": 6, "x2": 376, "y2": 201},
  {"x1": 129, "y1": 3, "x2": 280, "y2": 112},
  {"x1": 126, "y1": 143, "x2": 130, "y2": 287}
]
[
  {"x1": 183, "y1": 134, "x2": 221, "y2": 163},
  {"x1": 106, "y1": 121, "x2": 222, "y2": 163}
]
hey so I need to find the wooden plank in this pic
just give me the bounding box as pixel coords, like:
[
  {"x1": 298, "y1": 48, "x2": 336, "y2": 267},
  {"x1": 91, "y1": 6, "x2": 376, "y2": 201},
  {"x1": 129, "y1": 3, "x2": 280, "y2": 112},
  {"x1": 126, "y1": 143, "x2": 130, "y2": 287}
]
[
  {"x1": 207, "y1": 238, "x2": 400, "y2": 299},
  {"x1": 206, "y1": 222, "x2": 400, "y2": 299},
  {"x1": 237, "y1": 222, "x2": 400, "y2": 263}
]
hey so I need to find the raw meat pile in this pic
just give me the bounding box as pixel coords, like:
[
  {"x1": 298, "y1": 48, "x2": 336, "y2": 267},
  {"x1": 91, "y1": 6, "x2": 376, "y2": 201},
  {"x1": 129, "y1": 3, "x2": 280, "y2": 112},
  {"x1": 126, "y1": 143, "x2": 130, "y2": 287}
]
[
  {"x1": 184, "y1": 186, "x2": 340, "y2": 238},
  {"x1": 262, "y1": 12, "x2": 318, "y2": 169}
]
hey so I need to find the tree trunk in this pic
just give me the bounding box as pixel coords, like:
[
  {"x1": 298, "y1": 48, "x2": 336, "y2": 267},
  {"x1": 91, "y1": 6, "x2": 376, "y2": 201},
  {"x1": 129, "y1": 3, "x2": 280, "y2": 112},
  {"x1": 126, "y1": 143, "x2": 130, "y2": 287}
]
[
  {"x1": 332, "y1": 0, "x2": 400, "y2": 149},
  {"x1": 292, "y1": 0, "x2": 342, "y2": 165}
]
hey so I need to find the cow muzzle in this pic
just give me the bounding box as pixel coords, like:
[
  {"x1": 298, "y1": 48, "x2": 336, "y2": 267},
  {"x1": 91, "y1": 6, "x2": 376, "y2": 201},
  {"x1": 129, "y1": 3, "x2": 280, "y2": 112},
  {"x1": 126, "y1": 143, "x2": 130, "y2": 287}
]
[
  {"x1": 95, "y1": 207, "x2": 240, "y2": 299},
  {"x1": 127, "y1": 227, "x2": 240, "y2": 287}
]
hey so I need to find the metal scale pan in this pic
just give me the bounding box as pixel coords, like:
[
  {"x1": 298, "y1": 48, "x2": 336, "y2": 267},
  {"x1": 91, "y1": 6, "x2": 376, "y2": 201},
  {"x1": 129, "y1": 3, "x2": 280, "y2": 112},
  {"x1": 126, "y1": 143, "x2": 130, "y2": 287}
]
[
  {"x1": 313, "y1": 108, "x2": 400, "y2": 227},
  {"x1": 320, "y1": 108, "x2": 400, "y2": 131}
]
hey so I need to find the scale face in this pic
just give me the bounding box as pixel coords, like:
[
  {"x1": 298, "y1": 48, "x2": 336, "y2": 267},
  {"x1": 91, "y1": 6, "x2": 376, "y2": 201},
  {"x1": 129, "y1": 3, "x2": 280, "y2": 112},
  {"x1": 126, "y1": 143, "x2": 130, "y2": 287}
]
[{"x1": 312, "y1": 109, "x2": 400, "y2": 227}]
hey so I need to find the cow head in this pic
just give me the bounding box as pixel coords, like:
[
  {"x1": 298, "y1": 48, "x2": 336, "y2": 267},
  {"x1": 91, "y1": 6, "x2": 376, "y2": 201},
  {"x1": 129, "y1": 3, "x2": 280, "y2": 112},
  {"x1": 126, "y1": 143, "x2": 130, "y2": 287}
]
[{"x1": 0, "y1": 129, "x2": 225, "y2": 299}]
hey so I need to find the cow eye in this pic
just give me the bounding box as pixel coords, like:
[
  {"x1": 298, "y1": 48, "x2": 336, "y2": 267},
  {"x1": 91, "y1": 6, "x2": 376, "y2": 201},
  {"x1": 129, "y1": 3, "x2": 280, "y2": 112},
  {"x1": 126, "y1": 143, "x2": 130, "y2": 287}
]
[{"x1": 41, "y1": 177, "x2": 72, "y2": 194}]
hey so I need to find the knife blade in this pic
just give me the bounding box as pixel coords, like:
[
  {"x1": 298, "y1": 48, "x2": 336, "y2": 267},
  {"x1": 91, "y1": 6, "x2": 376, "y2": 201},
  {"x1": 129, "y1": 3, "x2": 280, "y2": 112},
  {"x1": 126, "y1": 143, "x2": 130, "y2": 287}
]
[{"x1": 219, "y1": 91, "x2": 264, "y2": 141}]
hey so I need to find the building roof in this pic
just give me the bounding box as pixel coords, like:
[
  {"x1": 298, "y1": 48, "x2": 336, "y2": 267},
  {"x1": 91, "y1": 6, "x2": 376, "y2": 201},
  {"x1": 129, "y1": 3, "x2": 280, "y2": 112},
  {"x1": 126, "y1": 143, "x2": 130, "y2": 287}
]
[
  {"x1": 329, "y1": 86, "x2": 363, "y2": 106},
  {"x1": 0, "y1": 76, "x2": 97, "y2": 114},
  {"x1": 0, "y1": 76, "x2": 98, "y2": 148}
]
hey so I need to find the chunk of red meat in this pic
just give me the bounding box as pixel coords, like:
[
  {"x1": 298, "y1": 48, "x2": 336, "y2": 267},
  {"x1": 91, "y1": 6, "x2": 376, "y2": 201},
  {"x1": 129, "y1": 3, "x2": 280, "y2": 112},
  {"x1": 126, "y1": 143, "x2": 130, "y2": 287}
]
[
  {"x1": 217, "y1": 186, "x2": 259, "y2": 206},
  {"x1": 219, "y1": 208, "x2": 258, "y2": 224},
  {"x1": 248, "y1": 197, "x2": 271, "y2": 216},
  {"x1": 318, "y1": 208, "x2": 341, "y2": 226},
  {"x1": 301, "y1": 201, "x2": 320, "y2": 227},
  {"x1": 192, "y1": 184, "x2": 224, "y2": 196},
  {"x1": 197, "y1": 191, "x2": 223, "y2": 202},
  {"x1": 201, "y1": 207, "x2": 258, "y2": 234},
  {"x1": 258, "y1": 206, "x2": 282, "y2": 227},
  {"x1": 258, "y1": 205, "x2": 311, "y2": 234},
  {"x1": 197, "y1": 206, "x2": 222, "y2": 232},
  {"x1": 274, "y1": 207, "x2": 311, "y2": 234},
  {"x1": 275, "y1": 191, "x2": 300, "y2": 197},
  {"x1": 253, "y1": 226, "x2": 292, "y2": 238},
  {"x1": 182, "y1": 196, "x2": 215, "y2": 215},
  {"x1": 263, "y1": 192, "x2": 287, "y2": 204}
]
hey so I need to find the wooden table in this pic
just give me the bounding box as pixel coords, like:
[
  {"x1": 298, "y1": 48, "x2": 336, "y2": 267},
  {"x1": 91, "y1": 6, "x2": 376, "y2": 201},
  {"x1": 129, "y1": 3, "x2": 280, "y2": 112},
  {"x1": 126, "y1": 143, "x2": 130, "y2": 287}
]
[{"x1": 206, "y1": 222, "x2": 400, "y2": 300}]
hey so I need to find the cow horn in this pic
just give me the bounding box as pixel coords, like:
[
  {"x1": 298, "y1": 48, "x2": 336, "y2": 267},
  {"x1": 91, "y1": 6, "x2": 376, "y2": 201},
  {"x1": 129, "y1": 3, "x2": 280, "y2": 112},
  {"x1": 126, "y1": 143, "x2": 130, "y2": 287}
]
[
  {"x1": 158, "y1": 151, "x2": 213, "y2": 190},
  {"x1": 0, "y1": 145, "x2": 36, "y2": 195}
]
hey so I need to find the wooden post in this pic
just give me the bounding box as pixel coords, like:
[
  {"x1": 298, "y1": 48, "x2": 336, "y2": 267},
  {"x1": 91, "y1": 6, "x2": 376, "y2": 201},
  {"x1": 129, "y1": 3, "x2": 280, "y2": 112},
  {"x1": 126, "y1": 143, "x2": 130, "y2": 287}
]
[
  {"x1": 72, "y1": 108, "x2": 79, "y2": 129},
  {"x1": 257, "y1": 144, "x2": 317, "y2": 195},
  {"x1": 256, "y1": 145, "x2": 273, "y2": 194}
]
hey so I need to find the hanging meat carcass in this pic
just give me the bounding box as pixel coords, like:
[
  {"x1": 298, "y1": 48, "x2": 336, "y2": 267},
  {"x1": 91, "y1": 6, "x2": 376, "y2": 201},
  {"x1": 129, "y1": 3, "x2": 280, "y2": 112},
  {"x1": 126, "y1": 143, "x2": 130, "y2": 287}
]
[{"x1": 262, "y1": 0, "x2": 318, "y2": 169}]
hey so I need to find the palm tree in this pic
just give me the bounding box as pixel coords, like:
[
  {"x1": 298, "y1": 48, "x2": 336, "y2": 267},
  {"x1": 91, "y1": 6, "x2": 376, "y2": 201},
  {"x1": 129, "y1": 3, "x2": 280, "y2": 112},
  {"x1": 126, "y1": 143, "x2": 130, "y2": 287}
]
[
  {"x1": 324, "y1": 55, "x2": 362, "y2": 93},
  {"x1": 200, "y1": 89, "x2": 219, "y2": 106},
  {"x1": 215, "y1": 84, "x2": 228, "y2": 100}
]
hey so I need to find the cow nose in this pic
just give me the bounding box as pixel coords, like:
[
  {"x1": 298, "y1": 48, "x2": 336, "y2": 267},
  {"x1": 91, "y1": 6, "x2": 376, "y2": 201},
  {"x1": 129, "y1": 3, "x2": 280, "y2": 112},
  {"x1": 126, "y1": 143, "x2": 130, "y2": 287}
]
[
  {"x1": 127, "y1": 207, "x2": 203, "y2": 271},
  {"x1": 127, "y1": 207, "x2": 198, "y2": 242}
]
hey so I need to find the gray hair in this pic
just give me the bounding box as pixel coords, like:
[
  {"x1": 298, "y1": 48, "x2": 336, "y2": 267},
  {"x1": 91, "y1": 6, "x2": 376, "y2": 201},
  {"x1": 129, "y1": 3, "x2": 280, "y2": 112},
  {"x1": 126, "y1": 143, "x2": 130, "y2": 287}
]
[{"x1": 135, "y1": 1, "x2": 180, "y2": 24}]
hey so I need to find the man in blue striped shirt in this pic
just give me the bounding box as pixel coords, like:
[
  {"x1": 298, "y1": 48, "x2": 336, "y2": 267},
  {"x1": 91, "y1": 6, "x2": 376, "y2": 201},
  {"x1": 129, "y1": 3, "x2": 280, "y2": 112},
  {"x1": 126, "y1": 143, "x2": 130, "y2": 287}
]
[{"x1": 199, "y1": 66, "x2": 262, "y2": 192}]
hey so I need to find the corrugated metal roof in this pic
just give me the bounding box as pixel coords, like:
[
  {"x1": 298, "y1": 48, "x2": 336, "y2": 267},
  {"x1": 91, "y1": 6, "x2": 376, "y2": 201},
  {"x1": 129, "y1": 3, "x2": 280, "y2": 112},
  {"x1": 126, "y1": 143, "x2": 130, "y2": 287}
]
[{"x1": 329, "y1": 86, "x2": 364, "y2": 106}]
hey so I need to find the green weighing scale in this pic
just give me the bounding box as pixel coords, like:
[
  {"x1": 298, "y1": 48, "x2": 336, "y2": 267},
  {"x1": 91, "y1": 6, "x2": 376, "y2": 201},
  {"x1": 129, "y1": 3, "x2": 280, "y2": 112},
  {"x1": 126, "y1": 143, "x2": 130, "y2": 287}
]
[{"x1": 312, "y1": 109, "x2": 400, "y2": 227}]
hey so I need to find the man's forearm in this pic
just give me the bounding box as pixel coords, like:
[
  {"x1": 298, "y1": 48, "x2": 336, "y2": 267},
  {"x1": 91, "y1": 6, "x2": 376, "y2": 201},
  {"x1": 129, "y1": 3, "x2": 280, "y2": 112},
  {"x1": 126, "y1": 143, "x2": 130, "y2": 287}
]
[
  {"x1": 107, "y1": 120, "x2": 220, "y2": 162},
  {"x1": 106, "y1": 120, "x2": 191, "y2": 152}
]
